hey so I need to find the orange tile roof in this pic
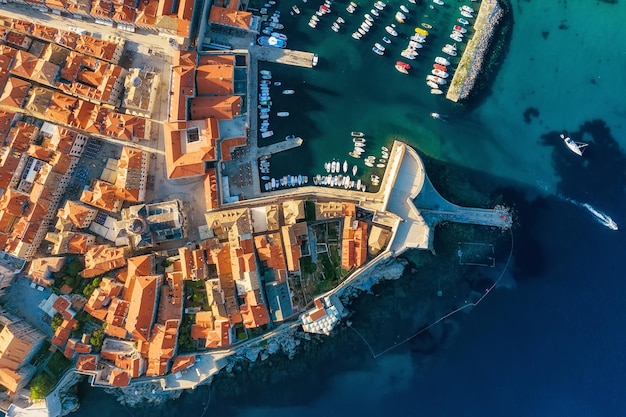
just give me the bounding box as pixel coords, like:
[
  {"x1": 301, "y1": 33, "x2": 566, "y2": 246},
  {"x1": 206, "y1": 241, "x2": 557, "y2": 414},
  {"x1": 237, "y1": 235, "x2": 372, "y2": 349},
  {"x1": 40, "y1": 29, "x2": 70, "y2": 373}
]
[
  {"x1": 67, "y1": 233, "x2": 94, "y2": 254},
  {"x1": 164, "y1": 119, "x2": 218, "y2": 179},
  {"x1": 195, "y1": 60, "x2": 234, "y2": 96},
  {"x1": 0, "y1": 77, "x2": 30, "y2": 109},
  {"x1": 170, "y1": 355, "x2": 195, "y2": 374},
  {"x1": 81, "y1": 245, "x2": 127, "y2": 278},
  {"x1": 219, "y1": 137, "x2": 246, "y2": 162},
  {"x1": 168, "y1": 65, "x2": 195, "y2": 123},
  {"x1": 146, "y1": 320, "x2": 178, "y2": 376},
  {"x1": 123, "y1": 275, "x2": 159, "y2": 341},
  {"x1": 0, "y1": 368, "x2": 21, "y2": 394},
  {"x1": 208, "y1": 6, "x2": 252, "y2": 30},
  {"x1": 58, "y1": 200, "x2": 96, "y2": 228},
  {"x1": 51, "y1": 318, "x2": 77, "y2": 347},
  {"x1": 31, "y1": 23, "x2": 58, "y2": 41},
  {"x1": 203, "y1": 168, "x2": 219, "y2": 211},
  {"x1": 108, "y1": 368, "x2": 131, "y2": 387},
  {"x1": 113, "y1": 3, "x2": 136, "y2": 23},
  {"x1": 240, "y1": 291, "x2": 269, "y2": 329},
  {"x1": 127, "y1": 254, "x2": 154, "y2": 277},
  {"x1": 10, "y1": 50, "x2": 59, "y2": 86},
  {"x1": 79, "y1": 180, "x2": 124, "y2": 212},
  {"x1": 190, "y1": 95, "x2": 241, "y2": 120},
  {"x1": 103, "y1": 324, "x2": 128, "y2": 339},
  {"x1": 76, "y1": 354, "x2": 98, "y2": 371},
  {"x1": 103, "y1": 113, "x2": 146, "y2": 141},
  {"x1": 135, "y1": 0, "x2": 159, "y2": 27},
  {"x1": 174, "y1": 51, "x2": 198, "y2": 67}
]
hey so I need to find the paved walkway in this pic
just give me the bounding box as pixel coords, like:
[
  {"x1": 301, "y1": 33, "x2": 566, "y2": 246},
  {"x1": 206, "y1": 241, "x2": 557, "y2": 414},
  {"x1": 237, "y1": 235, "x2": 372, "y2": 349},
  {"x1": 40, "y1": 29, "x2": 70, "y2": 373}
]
[{"x1": 251, "y1": 45, "x2": 315, "y2": 68}]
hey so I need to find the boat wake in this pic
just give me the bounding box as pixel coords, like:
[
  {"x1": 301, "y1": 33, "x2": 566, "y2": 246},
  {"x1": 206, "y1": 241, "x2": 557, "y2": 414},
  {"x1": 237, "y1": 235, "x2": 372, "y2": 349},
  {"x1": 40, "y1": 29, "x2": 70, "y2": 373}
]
[{"x1": 559, "y1": 195, "x2": 618, "y2": 231}]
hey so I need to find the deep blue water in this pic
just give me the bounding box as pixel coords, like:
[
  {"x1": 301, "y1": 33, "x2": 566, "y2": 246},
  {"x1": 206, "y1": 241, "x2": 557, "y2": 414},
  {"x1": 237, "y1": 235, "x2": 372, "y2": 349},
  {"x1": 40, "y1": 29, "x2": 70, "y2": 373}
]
[{"x1": 70, "y1": 0, "x2": 626, "y2": 416}]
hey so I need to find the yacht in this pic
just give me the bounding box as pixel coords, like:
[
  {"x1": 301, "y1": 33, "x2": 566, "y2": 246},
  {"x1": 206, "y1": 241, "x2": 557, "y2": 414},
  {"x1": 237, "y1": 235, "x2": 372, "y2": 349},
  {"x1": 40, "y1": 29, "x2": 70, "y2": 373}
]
[
  {"x1": 395, "y1": 12, "x2": 406, "y2": 23},
  {"x1": 352, "y1": 32, "x2": 363, "y2": 40},
  {"x1": 374, "y1": 42, "x2": 386, "y2": 51},
  {"x1": 365, "y1": 13, "x2": 374, "y2": 22},
  {"x1": 560, "y1": 133, "x2": 588, "y2": 156},
  {"x1": 401, "y1": 50, "x2": 417, "y2": 60},
  {"x1": 343, "y1": 160, "x2": 348, "y2": 173},
  {"x1": 371, "y1": 8, "x2": 379, "y2": 17},
  {"x1": 450, "y1": 32, "x2": 463, "y2": 42},
  {"x1": 426, "y1": 80, "x2": 439, "y2": 89},
  {"x1": 432, "y1": 69, "x2": 449, "y2": 78},
  {"x1": 352, "y1": 165, "x2": 358, "y2": 176},
  {"x1": 435, "y1": 56, "x2": 451, "y2": 66},
  {"x1": 352, "y1": 132, "x2": 365, "y2": 137},
  {"x1": 458, "y1": 17, "x2": 470, "y2": 25},
  {"x1": 400, "y1": 5, "x2": 409, "y2": 13},
  {"x1": 430, "y1": 88, "x2": 443, "y2": 95},
  {"x1": 461, "y1": 10, "x2": 473, "y2": 18},
  {"x1": 461, "y1": 5, "x2": 475, "y2": 13},
  {"x1": 433, "y1": 63, "x2": 448, "y2": 72},
  {"x1": 349, "y1": 151, "x2": 361, "y2": 158}
]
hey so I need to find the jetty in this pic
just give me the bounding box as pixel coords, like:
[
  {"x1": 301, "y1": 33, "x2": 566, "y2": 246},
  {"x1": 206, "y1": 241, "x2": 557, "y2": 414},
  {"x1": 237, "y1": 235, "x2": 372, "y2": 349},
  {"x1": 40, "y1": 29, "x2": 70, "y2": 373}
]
[
  {"x1": 257, "y1": 137, "x2": 304, "y2": 157},
  {"x1": 446, "y1": 0, "x2": 504, "y2": 102},
  {"x1": 250, "y1": 45, "x2": 315, "y2": 68}
]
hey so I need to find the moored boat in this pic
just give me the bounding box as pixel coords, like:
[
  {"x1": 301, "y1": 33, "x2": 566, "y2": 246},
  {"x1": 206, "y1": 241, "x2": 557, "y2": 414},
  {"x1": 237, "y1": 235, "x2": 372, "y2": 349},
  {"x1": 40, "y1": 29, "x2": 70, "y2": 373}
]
[
  {"x1": 461, "y1": 10, "x2": 473, "y2": 18},
  {"x1": 435, "y1": 56, "x2": 450, "y2": 66},
  {"x1": 426, "y1": 80, "x2": 439, "y2": 89},
  {"x1": 385, "y1": 26, "x2": 398, "y2": 36},
  {"x1": 395, "y1": 11, "x2": 406, "y2": 23},
  {"x1": 374, "y1": 42, "x2": 386, "y2": 51},
  {"x1": 421, "y1": 22, "x2": 433, "y2": 29},
  {"x1": 382, "y1": 36, "x2": 391, "y2": 43},
  {"x1": 433, "y1": 0, "x2": 443, "y2": 4},
  {"x1": 427, "y1": 74, "x2": 447, "y2": 85},
  {"x1": 282, "y1": 89, "x2": 295, "y2": 95},
  {"x1": 395, "y1": 61, "x2": 410, "y2": 74},
  {"x1": 400, "y1": 4, "x2": 409, "y2": 13},
  {"x1": 352, "y1": 32, "x2": 362, "y2": 40},
  {"x1": 372, "y1": 45, "x2": 384, "y2": 55},
  {"x1": 277, "y1": 111, "x2": 290, "y2": 117},
  {"x1": 352, "y1": 165, "x2": 358, "y2": 176},
  {"x1": 401, "y1": 50, "x2": 417, "y2": 59},
  {"x1": 461, "y1": 5, "x2": 474, "y2": 13},
  {"x1": 430, "y1": 88, "x2": 443, "y2": 95},
  {"x1": 432, "y1": 68, "x2": 449, "y2": 78},
  {"x1": 348, "y1": 151, "x2": 361, "y2": 158},
  {"x1": 458, "y1": 17, "x2": 469, "y2": 25},
  {"x1": 261, "y1": 175, "x2": 270, "y2": 180},
  {"x1": 453, "y1": 25, "x2": 467, "y2": 33},
  {"x1": 312, "y1": 55, "x2": 319, "y2": 66},
  {"x1": 343, "y1": 160, "x2": 348, "y2": 173},
  {"x1": 414, "y1": 27, "x2": 429, "y2": 36},
  {"x1": 450, "y1": 32, "x2": 463, "y2": 42},
  {"x1": 258, "y1": 36, "x2": 286, "y2": 48},
  {"x1": 433, "y1": 63, "x2": 447, "y2": 72},
  {"x1": 271, "y1": 32, "x2": 288, "y2": 40},
  {"x1": 352, "y1": 131, "x2": 365, "y2": 137},
  {"x1": 370, "y1": 8, "x2": 379, "y2": 17}
]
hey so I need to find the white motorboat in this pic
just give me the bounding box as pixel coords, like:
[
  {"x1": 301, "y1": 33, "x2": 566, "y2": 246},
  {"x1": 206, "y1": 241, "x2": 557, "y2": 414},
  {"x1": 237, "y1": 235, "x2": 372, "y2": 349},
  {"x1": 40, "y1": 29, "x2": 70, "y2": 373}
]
[
  {"x1": 461, "y1": 5, "x2": 475, "y2": 13},
  {"x1": 271, "y1": 32, "x2": 287, "y2": 40},
  {"x1": 461, "y1": 10, "x2": 473, "y2": 18},
  {"x1": 343, "y1": 160, "x2": 348, "y2": 173},
  {"x1": 358, "y1": 28, "x2": 367, "y2": 35},
  {"x1": 426, "y1": 80, "x2": 439, "y2": 89},
  {"x1": 261, "y1": 175, "x2": 270, "y2": 181},
  {"x1": 395, "y1": 11, "x2": 406, "y2": 23},
  {"x1": 277, "y1": 111, "x2": 290, "y2": 117},
  {"x1": 400, "y1": 5, "x2": 409, "y2": 13},
  {"x1": 282, "y1": 89, "x2": 295, "y2": 95},
  {"x1": 371, "y1": 8, "x2": 379, "y2": 17},
  {"x1": 401, "y1": 50, "x2": 417, "y2": 59},
  {"x1": 308, "y1": 20, "x2": 318, "y2": 28},
  {"x1": 430, "y1": 88, "x2": 443, "y2": 95},
  {"x1": 312, "y1": 55, "x2": 319, "y2": 66},
  {"x1": 408, "y1": 40, "x2": 423, "y2": 49},
  {"x1": 583, "y1": 203, "x2": 618, "y2": 230},
  {"x1": 381, "y1": 146, "x2": 389, "y2": 152},
  {"x1": 432, "y1": 69, "x2": 449, "y2": 78},
  {"x1": 374, "y1": 42, "x2": 386, "y2": 51},
  {"x1": 450, "y1": 33, "x2": 463, "y2": 42},
  {"x1": 352, "y1": 131, "x2": 365, "y2": 137},
  {"x1": 458, "y1": 17, "x2": 470, "y2": 25},
  {"x1": 331, "y1": 24, "x2": 340, "y2": 32},
  {"x1": 349, "y1": 151, "x2": 361, "y2": 158},
  {"x1": 324, "y1": 162, "x2": 331, "y2": 172},
  {"x1": 352, "y1": 165, "x2": 358, "y2": 176},
  {"x1": 433, "y1": 0, "x2": 444, "y2": 4},
  {"x1": 374, "y1": 1, "x2": 385, "y2": 10},
  {"x1": 260, "y1": 70, "x2": 272, "y2": 76},
  {"x1": 365, "y1": 13, "x2": 374, "y2": 22},
  {"x1": 435, "y1": 56, "x2": 450, "y2": 66},
  {"x1": 285, "y1": 134, "x2": 297, "y2": 140},
  {"x1": 365, "y1": 161, "x2": 374, "y2": 167},
  {"x1": 382, "y1": 36, "x2": 391, "y2": 44},
  {"x1": 385, "y1": 26, "x2": 398, "y2": 36},
  {"x1": 352, "y1": 32, "x2": 362, "y2": 40},
  {"x1": 372, "y1": 45, "x2": 384, "y2": 55},
  {"x1": 427, "y1": 74, "x2": 447, "y2": 85},
  {"x1": 560, "y1": 133, "x2": 588, "y2": 156}
]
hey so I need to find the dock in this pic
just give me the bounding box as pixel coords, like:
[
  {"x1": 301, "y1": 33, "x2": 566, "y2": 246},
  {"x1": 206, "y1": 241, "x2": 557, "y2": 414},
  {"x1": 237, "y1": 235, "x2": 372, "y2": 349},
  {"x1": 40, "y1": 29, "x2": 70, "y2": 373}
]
[
  {"x1": 257, "y1": 137, "x2": 304, "y2": 157},
  {"x1": 250, "y1": 45, "x2": 315, "y2": 68},
  {"x1": 446, "y1": 0, "x2": 504, "y2": 102}
]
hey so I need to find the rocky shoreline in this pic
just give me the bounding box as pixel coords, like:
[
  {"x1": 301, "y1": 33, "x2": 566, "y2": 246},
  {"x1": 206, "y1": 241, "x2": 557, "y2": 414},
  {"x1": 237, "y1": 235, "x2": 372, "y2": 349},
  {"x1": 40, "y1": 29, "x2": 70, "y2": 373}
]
[
  {"x1": 446, "y1": 0, "x2": 505, "y2": 102},
  {"x1": 107, "y1": 255, "x2": 408, "y2": 408}
]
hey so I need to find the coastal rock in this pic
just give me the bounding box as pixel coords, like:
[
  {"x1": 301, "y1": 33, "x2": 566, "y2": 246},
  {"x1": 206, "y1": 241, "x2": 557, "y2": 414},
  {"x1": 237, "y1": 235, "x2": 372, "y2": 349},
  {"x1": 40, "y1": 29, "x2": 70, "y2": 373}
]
[
  {"x1": 339, "y1": 257, "x2": 408, "y2": 303},
  {"x1": 113, "y1": 382, "x2": 182, "y2": 407}
]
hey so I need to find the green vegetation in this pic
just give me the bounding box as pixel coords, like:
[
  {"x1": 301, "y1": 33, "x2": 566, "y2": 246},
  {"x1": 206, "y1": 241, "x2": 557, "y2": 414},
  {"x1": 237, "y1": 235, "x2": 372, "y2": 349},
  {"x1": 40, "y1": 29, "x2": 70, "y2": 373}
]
[
  {"x1": 82, "y1": 277, "x2": 102, "y2": 298},
  {"x1": 177, "y1": 315, "x2": 196, "y2": 353},
  {"x1": 89, "y1": 328, "x2": 104, "y2": 352},
  {"x1": 30, "y1": 342, "x2": 52, "y2": 367},
  {"x1": 304, "y1": 200, "x2": 316, "y2": 222},
  {"x1": 50, "y1": 313, "x2": 63, "y2": 332},
  {"x1": 317, "y1": 253, "x2": 342, "y2": 293},
  {"x1": 234, "y1": 324, "x2": 247, "y2": 341},
  {"x1": 53, "y1": 258, "x2": 84, "y2": 292},
  {"x1": 47, "y1": 351, "x2": 71, "y2": 378},
  {"x1": 29, "y1": 373, "x2": 55, "y2": 400},
  {"x1": 299, "y1": 256, "x2": 316, "y2": 274},
  {"x1": 160, "y1": 258, "x2": 174, "y2": 268}
]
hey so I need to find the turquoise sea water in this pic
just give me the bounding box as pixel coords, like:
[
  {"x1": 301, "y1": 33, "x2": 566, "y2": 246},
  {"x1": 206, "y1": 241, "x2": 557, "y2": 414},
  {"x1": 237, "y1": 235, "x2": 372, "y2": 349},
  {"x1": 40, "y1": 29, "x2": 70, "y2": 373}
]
[{"x1": 70, "y1": 0, "x2": 626, "y2": 416}]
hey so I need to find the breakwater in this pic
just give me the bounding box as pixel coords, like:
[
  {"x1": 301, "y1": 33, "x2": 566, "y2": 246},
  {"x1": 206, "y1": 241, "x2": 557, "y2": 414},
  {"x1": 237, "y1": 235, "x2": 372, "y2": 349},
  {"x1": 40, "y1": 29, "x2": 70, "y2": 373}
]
[{"x1": 446, "y1": 0, "x2": 504, "y2": 103}]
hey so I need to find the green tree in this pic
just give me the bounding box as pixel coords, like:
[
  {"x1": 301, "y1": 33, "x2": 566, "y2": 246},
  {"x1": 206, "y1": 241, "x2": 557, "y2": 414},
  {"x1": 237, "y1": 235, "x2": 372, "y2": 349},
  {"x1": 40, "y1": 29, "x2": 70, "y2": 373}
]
[
  {"x1": 29, "y1": 373, "x2": 55, "y2": 399},
  {"x1": 82, "y1": 277, "x2": 102, "y2": 298},
  {"x1": 89, "y1": 329, "x2": 104, "y2": 352},
  {"x1": 50, "y1": 313, "x2": 63, "y2": 332}
]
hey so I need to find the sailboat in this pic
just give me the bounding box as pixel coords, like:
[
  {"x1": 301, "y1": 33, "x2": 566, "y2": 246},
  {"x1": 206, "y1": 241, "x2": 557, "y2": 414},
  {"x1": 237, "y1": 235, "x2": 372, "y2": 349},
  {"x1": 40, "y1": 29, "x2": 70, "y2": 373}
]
[{"x1": 560, "y1": 133, "x2": 588, "y2": 156}]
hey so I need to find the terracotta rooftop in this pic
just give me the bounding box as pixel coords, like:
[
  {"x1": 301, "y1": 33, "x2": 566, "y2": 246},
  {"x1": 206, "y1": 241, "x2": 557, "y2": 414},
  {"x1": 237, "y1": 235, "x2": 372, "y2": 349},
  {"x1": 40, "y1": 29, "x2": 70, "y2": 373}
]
[
  {"x1": 0, "y1": 77, "x2": 30, "y2": 109},
  {"x1": 164, "y1": 119, "x2": 218, "y2": 179},
  {"x1": 195, "y1": 59, "x2": 235, "y2": 95},
  {"x1": 190, "y1": 95, "x2": 241, "y2": 120},
  {"x1": 208, "y1": 6, "x2": 252, "y2": 30},
  {"x1": 123, "y1": 274, "x2": 159, "y2": 342},
  {"x1": 76, "y1": 354, "x2": 99, "y2": 372},
  {"x1": 170, "y1": 355, "x2": 195, "y2": 374},
  {"x1": 81, "y1": 245, "x2": 127, "y2": 278}
]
